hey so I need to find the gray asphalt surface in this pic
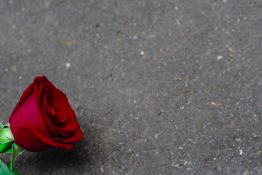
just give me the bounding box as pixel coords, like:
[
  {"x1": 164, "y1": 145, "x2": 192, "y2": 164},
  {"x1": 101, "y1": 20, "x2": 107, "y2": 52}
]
[{"x1": 0, "y1": 0, "x2": 262, "y2": 175}]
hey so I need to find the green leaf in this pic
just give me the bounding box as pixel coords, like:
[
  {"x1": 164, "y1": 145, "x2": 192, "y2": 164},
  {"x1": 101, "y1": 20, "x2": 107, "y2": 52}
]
[
  {"x1": 0, "y1": 128, "x2": 14, "y2": 143},
  {"x1": 9, "y1": 144, "x2": 24, "y2": 171},
  {"x1": 0, "y1": 142, "x2": 13, "y2": 153},
  {"x1": 0, "y1": 128, "x2": 14, "y2": 153},
  {"x1": 0, "y1": 160, "x2": 19, "y2": 175}
]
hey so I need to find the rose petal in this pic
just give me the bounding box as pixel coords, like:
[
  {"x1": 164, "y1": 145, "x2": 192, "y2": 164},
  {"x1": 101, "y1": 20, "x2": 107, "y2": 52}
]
[
  {"x1": 52, "y1": 127, "x2": 83, "y2": 143},
  {"x1": 14, "y1": 127, "x2": 49, "y2": 152},
  {"x1": 10, "y1": 90, "x2": 48, "y2": 137},
  {"x1": 32, "y1": 130, "x2": 73, "y2": 150}
]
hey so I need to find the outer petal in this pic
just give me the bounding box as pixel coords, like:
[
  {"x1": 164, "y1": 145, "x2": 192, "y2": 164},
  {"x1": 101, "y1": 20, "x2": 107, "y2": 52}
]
[
  {"x1": 9, "y1": 90, "x2": 49, "y2": 151},
  {"x1": 14, "y1": 127, "x2": 49, "y2": 152},
  {"x1": 52, "y1": 127, "x2": 83, "y2": 143},
  {"x1": 32, "y1": 130, "x2": 73, "y2": 150}
]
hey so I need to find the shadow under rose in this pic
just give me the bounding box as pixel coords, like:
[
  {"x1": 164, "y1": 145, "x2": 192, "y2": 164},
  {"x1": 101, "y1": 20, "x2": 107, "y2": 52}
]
[{"x1": 15, "y1": 116, "x2": 105, "y2": 175}]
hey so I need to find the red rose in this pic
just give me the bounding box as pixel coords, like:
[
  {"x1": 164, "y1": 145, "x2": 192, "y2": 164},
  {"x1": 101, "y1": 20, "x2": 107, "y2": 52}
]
[{"x1": 9, "y1": 76, "x2": 83, "y2": 152}]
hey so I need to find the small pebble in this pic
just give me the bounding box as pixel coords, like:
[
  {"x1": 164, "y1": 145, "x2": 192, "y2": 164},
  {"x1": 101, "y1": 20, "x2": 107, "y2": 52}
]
[
  {"x1": 217, "y1": 55, "x2": 223, "y2": 60},
  {"x1": 178, "y1": 146, "x2": 184, "y2": 150},
  {"x1": 12, "y1": 65, "x2": 17, "y2": 72},
  {"x1": 235, "y1": 137, "x2": 241, "y2": 142},
  {"x1": 65, "y1": 62, "x2": 71, "y2": 68},
  {"x1": 100, "y1": 166, "x2": 104, "y2": 173},
  {"x1": 239, "y1": 149, "x2": 243, "y2": 155},
  {"x1": 140, "y1": 51, "x2": 145, "y2": 55},
  {"x1": 180, "y1": 106, "x2": 185, "y2": 109},
  {"x1": 154, "y1": 134, "x2": 159, "y2": 139},
  {"x1": 251, "y1": 133, "x2": 258, "y2": 138}
]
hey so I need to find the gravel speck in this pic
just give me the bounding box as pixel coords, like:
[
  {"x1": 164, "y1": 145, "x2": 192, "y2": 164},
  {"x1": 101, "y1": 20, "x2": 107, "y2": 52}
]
[
  {"x1": 65, "y1": 62, "x2": 71, "y2": 69},
  {"x1": 217, "y1": 55, "x2": 224, "y2": 60}
]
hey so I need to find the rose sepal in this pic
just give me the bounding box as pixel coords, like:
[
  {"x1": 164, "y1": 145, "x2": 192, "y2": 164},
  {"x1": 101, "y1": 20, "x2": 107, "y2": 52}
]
[{"x1": 9, "y1": 144, "x2": 24, "y2": 171}]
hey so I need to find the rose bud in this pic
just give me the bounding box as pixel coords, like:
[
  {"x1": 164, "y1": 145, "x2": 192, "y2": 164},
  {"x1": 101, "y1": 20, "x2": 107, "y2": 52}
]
[{"x1": 9, "y1": 76, "x2": 83, "y2": 152}]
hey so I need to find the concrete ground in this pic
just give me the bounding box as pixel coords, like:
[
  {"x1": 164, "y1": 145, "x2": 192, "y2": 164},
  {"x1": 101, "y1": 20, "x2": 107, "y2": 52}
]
[{"x1": 0, "y1": 0, "x2": 262, "y2": 174}]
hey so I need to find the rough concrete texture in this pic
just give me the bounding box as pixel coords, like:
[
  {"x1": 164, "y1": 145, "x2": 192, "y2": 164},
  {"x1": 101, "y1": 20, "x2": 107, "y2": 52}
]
[{"x1": 0, "y1": 0, "x2": 262, "y2": 174}]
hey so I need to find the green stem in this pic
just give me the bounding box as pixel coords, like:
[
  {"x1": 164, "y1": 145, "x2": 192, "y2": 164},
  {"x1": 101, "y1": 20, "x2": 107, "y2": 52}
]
[{"x1": 9, "y1": 144, "x2": 24, "y2": 171}]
